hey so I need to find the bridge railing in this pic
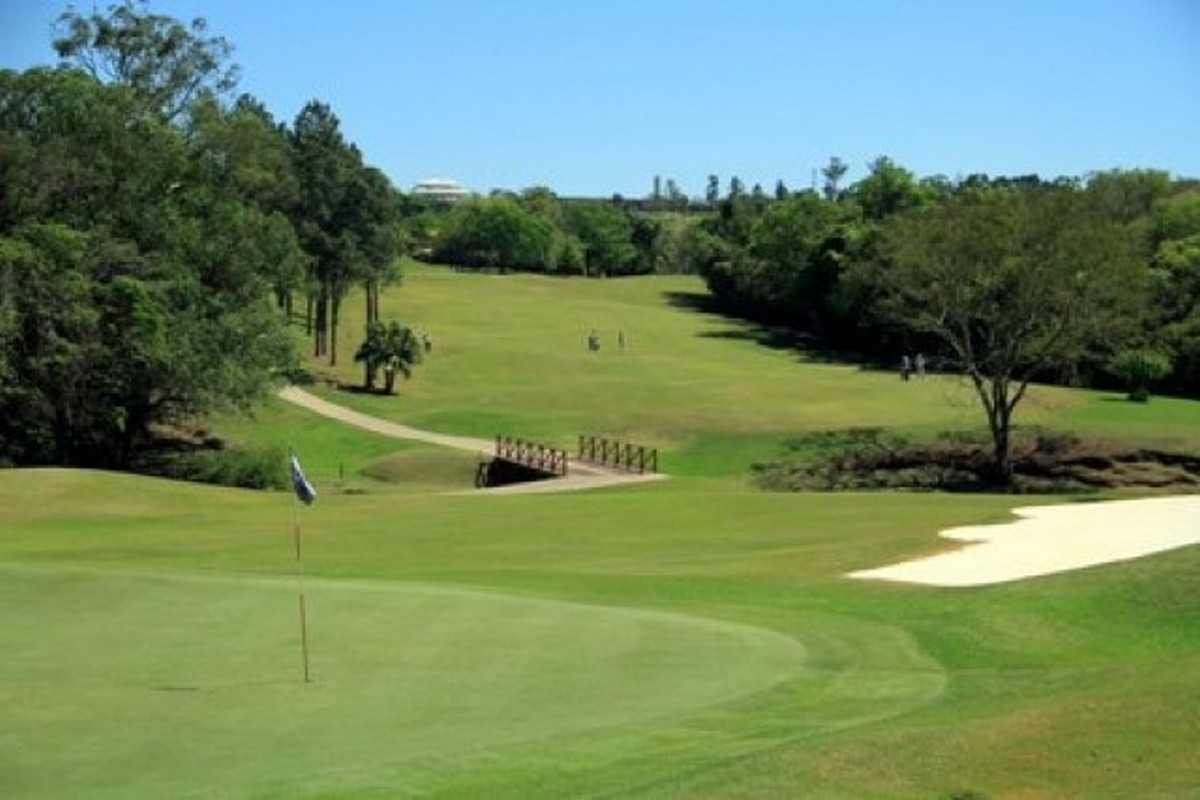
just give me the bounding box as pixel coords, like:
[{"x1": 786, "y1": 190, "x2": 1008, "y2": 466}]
[
  {"x1": 577, "y1": 435, "x2": 658, "y2": 474},
  {"x1": 494, "y1": 435, "x2": 569, "y2": 476}
]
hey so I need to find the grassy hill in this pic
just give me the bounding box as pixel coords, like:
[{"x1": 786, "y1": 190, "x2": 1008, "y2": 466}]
[
  {"x1": 2, "y1": 263, "x2": 1198, "y2": 798},
  {"x1": 288, "y1": 262, "x2": 1200, "y2": 481}
]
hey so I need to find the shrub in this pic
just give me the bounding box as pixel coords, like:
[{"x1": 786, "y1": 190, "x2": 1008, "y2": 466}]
[
  {"x1": 1110, "y1": 349, "x2": 1172, "y2": 402},
  {"x1": 172, "y1": 445, "x2": 288, "y2": 490}
]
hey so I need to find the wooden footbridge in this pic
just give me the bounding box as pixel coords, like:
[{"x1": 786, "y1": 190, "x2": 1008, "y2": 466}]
[{"x1": 476, "y1": 434, "x2": 658, "y2": 488}]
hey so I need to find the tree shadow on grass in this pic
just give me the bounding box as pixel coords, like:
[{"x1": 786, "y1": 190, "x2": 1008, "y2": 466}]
[
  {"x1": 662, "y1": 288, "x2": 719, "y2": 314},
  {"x1": 336, "y1": 383, "x2": 396, "y2": 397},
  {"x1": 662, "y1": 290, "x2": 880, "y2": 369}
]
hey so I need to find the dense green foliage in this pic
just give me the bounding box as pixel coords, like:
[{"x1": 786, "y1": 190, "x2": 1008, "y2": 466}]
[
  {"x1": 679, "y1": 162, "x2": 1199, "y2": 483},
  {"x1": 426, "y1": 190, "x2": 699, "y2": 277},
  {"x1": 877, "y1": 187, "x2": 1145, "y2": 481},
  {"x1": 1110, "y1": 348, "x2": 1173, "y2": 402},
  {"x1": 433, "y1": 194, "x2": 576, "y2": 273},
  {"x1": 0, "y1": 67, "x2": 293, "y2": 466},
  {"x1": 0, "y1": 3, "x2": 405, "y2": 467},
  {"x1": 692, "y1": 164, "x2": 1200, "y2": 399},
  {"x1": 165, "y1": 442, "x2": 287, "y2": 489}
]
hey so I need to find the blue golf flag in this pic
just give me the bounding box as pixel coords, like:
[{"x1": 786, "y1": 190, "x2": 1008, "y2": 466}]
[{"x1": 290, "y1": 454, "x2": 317, "y2": 505}]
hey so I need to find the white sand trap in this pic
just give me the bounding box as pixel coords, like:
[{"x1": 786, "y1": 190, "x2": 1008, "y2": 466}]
[{"x1": 849, "y1": 495, "x2": 1200, "y2": 587}]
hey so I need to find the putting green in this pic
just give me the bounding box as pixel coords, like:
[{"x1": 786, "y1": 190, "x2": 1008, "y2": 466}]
[{"x1": 1, "y1": 564, "x2": 804, "y2": 798}]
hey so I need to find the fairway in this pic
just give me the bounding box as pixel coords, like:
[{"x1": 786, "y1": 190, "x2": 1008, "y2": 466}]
[
  {"x1": 2, "y1": 267, "x2": 1199, "y2": 798},
  {"x1": 1, "y1": 564, "x2": 806, "y2": 798}
]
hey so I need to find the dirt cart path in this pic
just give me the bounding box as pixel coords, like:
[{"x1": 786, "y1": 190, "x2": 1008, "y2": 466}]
[{"x1": 278, "y1": 386, "x2": 666, "y2": 494}]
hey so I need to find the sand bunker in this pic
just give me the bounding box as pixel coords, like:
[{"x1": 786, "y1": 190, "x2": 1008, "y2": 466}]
[{"x1": 849, "y1": 495, "x2": 1200, "y2": 587}]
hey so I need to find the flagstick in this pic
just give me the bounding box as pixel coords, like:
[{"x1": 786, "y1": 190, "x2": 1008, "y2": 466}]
[{"x1": 292, "y1": 472, "x2": 312, "y2": 683}]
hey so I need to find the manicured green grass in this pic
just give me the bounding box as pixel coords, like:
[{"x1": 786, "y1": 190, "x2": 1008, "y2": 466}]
[
  {"x1": 2, "y1": 265, "x2": 1198, "y2": 798},
  {"x1": 2, "y1": 468, "x2": 1196, "y2": 797},
  {"x1": 318, "y1": 264, "x2": 1025, "y2": 471},
  {"x1": 300, "y1": 263, "x2": 1200, "y2": 481},
  {"x1": 1, "y1": 563, "x2": 807, "y2": 799},
  {"x1": 1056, "y1": 391, "x2": 1200, "y2": 449},
  {"x1": 209, "y1": 395, "x2": 481, "y2": 494}
]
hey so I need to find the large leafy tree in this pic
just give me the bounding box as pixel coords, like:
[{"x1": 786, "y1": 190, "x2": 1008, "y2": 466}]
[
  {"x1": 0, "y1": 223, "x2": 96, "y2": 463},
  {"x1": 851, "y1": 156, "x2": 929, "y2": 221},
  {"x1": 741, "y1": 192, "x2": 856, "y2": 327},
  {"x1": 0, "y1": 64, "x2": 290, "y2": 467},
  {"x1": 0, "y1": 66, "x2": 187, "y2": 242},
  {"x1": 435, "y1": 195, "x2": 569, "y2": 273},
  {"x1": 563, "y1": 201, "x2": 638, "y2": 277},
  {"x1": 877, "y1": 187, "x2": 1145, "y2": 484},
  {"x1": 188, "y1": 94, "x2": 306, "y2": 314},
  {"x1": 1148, "y1": 189, "x2": 1200, "y2": 394},
  {"x1": 53, "y1": 0, "x2": 238, "y2": 123},
  {"x1": 697, "y1": 189, "x2": 870, "y2": 341},
  {"x1": 3, "y1": 4, "x2": 409, "y2": 468}
]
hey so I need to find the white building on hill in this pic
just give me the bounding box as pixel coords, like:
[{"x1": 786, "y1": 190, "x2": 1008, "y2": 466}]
[{"x1": 412, "y1": 178, "x2": 469, "y2": 203}]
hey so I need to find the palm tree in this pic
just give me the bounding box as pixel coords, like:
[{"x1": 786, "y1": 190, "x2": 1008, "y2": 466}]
[
  {"x1": 380, "y1": 320, "x2": 422, "y2": 394},
  {"x1": 353, "y1": 320, "x2": 386, "y2": 389}
]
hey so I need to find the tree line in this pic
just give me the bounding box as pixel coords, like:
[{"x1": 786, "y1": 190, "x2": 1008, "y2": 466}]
[
  {"x1": 691, "y1": 158, "x2": 1200, "y2": 483},
  {"x1": 691, "y1": 157, "x2": 1199, "y2": 397},
  {"x1": 0, "y1": 1, "x2": 407, "y2": 468},
  {"x1": 415, "y1": 189, "x2": 706, "y2": 277},
  {"x1": 411, "y1": 176, "x2": 808, "y2": 277}
]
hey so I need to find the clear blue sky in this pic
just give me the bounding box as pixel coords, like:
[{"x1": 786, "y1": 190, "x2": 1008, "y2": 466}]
[{"x1": 3, "y1": 0, "x2": 1197, "y2": 197}]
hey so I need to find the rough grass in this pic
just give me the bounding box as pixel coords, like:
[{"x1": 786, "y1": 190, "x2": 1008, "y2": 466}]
[{"x1": 2, "y1": 265, "x2": 1199, "y2": 797}]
